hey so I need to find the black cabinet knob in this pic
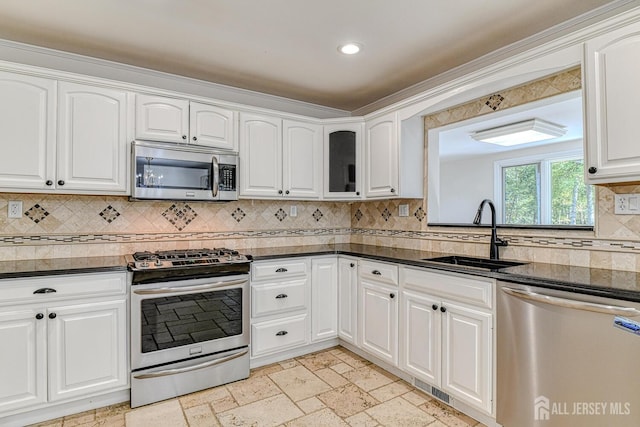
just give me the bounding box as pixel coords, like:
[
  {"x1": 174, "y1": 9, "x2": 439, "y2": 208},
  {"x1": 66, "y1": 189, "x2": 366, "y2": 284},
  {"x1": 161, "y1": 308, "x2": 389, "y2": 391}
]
[
  {"x1": 45, "y1": 180, "x2": 53, "y2": 186},
  {"x1": 356, "y1": 191, "x2": 360, "y2": 196},
  {"x1": 182, "y1": 135, "x2": 187, "y2": 140},
  {"x1": 390, "y1": 188, "x2": 395, "y2": 193},
  {"x1": 440, "y1": 306, "x2": 446, "y2": 313},
  {"x1": 285, "y1": 190, "x2": 290, "y2": 195},
  {"x1": 432, "y1": 304, "x2": 438, "y2": 311},
  {"x1": 350, "y1": 263, "x2": 355, "y2": 268},
  {"x1": 35, "y1": 313, "x2": 44, "y2": 320},
  {"x1": 389, "y1": 293, "x2": 395, "y2": 299},
  {"x1": 49, "y1": 313, "x2": 57, "y2": 319},
  {"x1": 588, "y1": 166, "x2": 597, "y2": 174},
  {"x1": 57, "y1": 180, "x2": 65, "y2": 186},
  {"x1": 278, "y1": 190, "x2": 283, "y2": 194},
  {"x1": 192, "y1": 136, "x2": 197, "y2": 141}
]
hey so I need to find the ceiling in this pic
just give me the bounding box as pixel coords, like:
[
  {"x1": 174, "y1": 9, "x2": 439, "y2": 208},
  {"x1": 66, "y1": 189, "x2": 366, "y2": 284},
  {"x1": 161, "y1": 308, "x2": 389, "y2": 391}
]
[{"x1": 0, "y1": 0, "x2": 618, "y2": 112}]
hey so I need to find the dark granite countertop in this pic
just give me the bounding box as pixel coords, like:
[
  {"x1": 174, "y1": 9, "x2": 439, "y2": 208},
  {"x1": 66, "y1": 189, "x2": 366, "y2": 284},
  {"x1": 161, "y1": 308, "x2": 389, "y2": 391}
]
[
  {"x1": 251, "y1": 243, "x2": 640, "y2": 303},
  {"x1": 0, "y1": 256, "x2": 127, "y2": 279},
  {"x1": 2, "y1": 244, "x2": 640, "y2": 303}
]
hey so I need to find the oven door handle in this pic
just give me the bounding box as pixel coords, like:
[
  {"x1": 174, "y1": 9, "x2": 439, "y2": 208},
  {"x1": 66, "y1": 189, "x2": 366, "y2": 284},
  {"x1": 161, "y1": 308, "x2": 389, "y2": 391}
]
[
  {"x1": 133, "y1": 278, "x2": 247, "y2": 295},
  {"x1": 132, "y1": 348, "x2": 248, "y2": 379}
]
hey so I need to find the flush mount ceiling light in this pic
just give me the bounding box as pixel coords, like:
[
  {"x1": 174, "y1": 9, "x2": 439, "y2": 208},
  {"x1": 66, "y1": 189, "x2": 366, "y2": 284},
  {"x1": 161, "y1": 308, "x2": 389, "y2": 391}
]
[
  {"x1": 338, "y1": 42, "x2": 362, "y2": 55},
  {"x1": 470, "y1": 118, "x2": 567, "y2": 146}
]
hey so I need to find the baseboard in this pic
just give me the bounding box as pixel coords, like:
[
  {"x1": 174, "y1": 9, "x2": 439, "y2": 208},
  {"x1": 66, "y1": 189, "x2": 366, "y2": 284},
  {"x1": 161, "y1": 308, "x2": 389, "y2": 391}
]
[{"x1": 249, "y1": 338, "x2": 339, "y2": 369}]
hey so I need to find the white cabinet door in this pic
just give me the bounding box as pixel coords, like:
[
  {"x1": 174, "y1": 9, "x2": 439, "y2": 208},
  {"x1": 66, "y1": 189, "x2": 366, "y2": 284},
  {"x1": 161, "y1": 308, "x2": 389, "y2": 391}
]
[
  {"x1": 47, "y1": 299, "x2": 128, "y2": 402},
  {"x1": 0, "y1": 307, "x2": 47, "y2": 413},
  {"x1": 311, "y1": 257, "x2": 338, "y2": 342},
  {"x1": 324, "y1": 122, "x2": 363, "y2": 199},
  {"x1": 190, "y1": 102, "x2": 236, "y2": 150},
  {"x1": 337, "y1": 257, "x2": 358, "y2": 344},
  {"x1": 359, "y1": 279, "x2": 397, "y2": 365},
  {"x1": 283, "y1": 120, "x2": 323, "y2": 199},
  {"x1": 0, "y1": 72, "x2": 56, "y2": 190},
  {"x1": 400, "y1": 290, "x2": 441, "y2": 386},
  {"x1": 135, "y1": 94, "x2": 189, "y2": 143},
  {"x1": 441, "y1": 301, "x2": 492, "y2": 414},
  {"x1": 365, "y1": 113, "x2": 398, "y2": 198},
  {"x1": 57, "y1": 82, "x2": 130, "y2": 193},
  {"x1": 239, "y1": 113, "x2": 282, "y2": 197},
  {"x1": 585, "y1": 21, "x2": 640, "y2": 184}
]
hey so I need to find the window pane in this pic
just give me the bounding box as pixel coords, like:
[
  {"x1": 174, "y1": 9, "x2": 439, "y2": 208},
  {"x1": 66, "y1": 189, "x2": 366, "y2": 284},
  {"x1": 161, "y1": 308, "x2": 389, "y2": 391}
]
[
  {"x1": 503, "y1": 164, "x2": 540, "y2": 224},
  {"x1": 550, "y1": 159, "x2": 594, "y2": 225}
]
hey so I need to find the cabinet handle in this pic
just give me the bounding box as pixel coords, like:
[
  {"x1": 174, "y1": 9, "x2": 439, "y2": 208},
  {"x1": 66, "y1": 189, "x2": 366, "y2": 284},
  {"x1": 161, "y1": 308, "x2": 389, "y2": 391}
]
[
  {"x1": 33, "y1": 288, "x2": 57, "y2": 294},
  {"x1": 285, "y1": 190, "x2": 290, "y2": 195},
  {"x1": 45, "y1": 180, "x2": 53, "y2": 186},
  {"x1": 276, "y1": 330, "x2": 288, "y2": 336},
  {"x1": 390, "y1": 188, "x2": 395, "y2": 193},
  {"x1": 278, "y1": 190, "x2": 283, "y2": 194},
  {"x1": 49, "y1": 313, "x2": 57, "y2": 319},
  {"x1": 440, "y1": 306, "x2": 447, "y2": 313},
  {"x1": 275, "y1": 268, "x2": 288, "y2": 273},
  {"x1": 588, "y1": 166, "x2": 597, "y2": 174},
  {"x1": 35, "y1": 313, "x2": 44, "y2": 320},
  {"x1": 372, "y1": 270, "x2": 382, "y2": 275},
  {"x1": 432, "y1": 304, "x2": 438, "y2": 311},
  {"x1": 356, "y1": 191, "x2": 360, "y2": 196},
  {"x1": 275, "y1": 293, "x2": 288, "y2": 299},
  {"x1": 389, "y1": 293, "x2": 395, "y2": 299},
  {"x1": 350, "y1": 263, "x2": 355, "y2": 268},
  {"x1": 192, "y1": 136, "x2": 198, "y2": 141},
  {"x1": 57, "y1": 180, "x2": 65, "y2": 186},
  {"x1": 182, "y1": 135, "x2": 187, "y2": 140}
]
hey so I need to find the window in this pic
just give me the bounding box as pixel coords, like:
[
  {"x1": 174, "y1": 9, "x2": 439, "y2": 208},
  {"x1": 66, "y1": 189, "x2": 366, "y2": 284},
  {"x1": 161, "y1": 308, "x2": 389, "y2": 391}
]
[{"x1": 495, "y1": 151, "x2": 594, "y2": 226}]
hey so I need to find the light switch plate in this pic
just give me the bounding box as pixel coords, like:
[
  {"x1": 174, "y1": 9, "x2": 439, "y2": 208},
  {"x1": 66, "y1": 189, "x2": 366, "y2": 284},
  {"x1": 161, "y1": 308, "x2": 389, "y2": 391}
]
[
  {"x1": 290, "y1": 205, "x2": 297, "y2": 217},
  {"x1": 399, "y1": 204, "x2": 409, "y2": 217},
  {"x1": 615, "y1": 194, "x2": 640, "y2": 215}
]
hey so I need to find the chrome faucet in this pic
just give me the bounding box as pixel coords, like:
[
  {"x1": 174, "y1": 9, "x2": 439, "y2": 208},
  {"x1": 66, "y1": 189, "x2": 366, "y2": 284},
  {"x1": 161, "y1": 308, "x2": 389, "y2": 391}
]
[{"x1": 473, "y1": 199, "x2": 508, "y2": 260}]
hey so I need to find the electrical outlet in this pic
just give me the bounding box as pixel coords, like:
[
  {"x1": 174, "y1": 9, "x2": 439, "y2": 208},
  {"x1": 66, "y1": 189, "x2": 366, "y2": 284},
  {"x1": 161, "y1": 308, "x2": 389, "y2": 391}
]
[
  {"x1": 615, "y1": 194, "x2": 640, "y2": 215},
  {"x1": 399, "y1": 204, "x2": 409, "y2": 217},
  {"x1": 290, "y1": 205, "x2": 297, "y2": 217},
  {"x1": 8, "y1": 201, "x2": 22, "y2": 218}
]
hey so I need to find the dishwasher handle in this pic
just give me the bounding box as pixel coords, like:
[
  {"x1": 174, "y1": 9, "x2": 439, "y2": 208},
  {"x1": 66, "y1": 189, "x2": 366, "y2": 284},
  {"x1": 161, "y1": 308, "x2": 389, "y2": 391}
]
[{"x1": 502, "y1": 286, "x2": 640, "y2": 317}]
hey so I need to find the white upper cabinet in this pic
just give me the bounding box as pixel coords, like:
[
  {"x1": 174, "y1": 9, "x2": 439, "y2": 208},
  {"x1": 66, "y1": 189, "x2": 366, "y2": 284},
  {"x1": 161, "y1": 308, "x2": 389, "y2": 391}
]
[
  {"x1": 584, "y1": 20, "x2": 640, "y2": 184},
  {"x1": 365, "y1": 112, "x2": 399, "y2": 198},
  {"x1": 189, "y1": 101, "x2": 236, "y2": 150},
  {"x1": 57, "y1": 82, "x2": 130, "y2": 193},
  {"x1": 136, "y1": 95, "x2": 236, "y2": 150},
  {"x1": 135, "y1": 94, "x2": 189, "y2": 143},
  {"x1": 283, "y1": 120, "x2": 323, "y2": 198},
  {"x1": 324, "y1": 122, "x2": 363, "y2": 200},
  {"x1": 240, "y1": 113, "x2": 322, "y2": 199},
  {"x1": 0, "y1": 72, "x2": 56, "y2": 191}
]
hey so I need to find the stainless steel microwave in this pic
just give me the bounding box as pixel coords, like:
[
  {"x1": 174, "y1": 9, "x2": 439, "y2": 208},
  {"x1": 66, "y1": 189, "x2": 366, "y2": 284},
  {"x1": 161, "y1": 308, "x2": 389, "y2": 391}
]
[{"x1": 131, "y1": 140, "x2": 238, "y2": 201}]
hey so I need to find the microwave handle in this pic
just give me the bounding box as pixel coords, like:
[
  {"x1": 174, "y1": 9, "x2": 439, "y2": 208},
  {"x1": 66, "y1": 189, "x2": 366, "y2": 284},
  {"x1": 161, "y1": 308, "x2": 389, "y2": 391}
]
[{"x1": 212, "y1": 157, "x2": 219, "y2": 197}]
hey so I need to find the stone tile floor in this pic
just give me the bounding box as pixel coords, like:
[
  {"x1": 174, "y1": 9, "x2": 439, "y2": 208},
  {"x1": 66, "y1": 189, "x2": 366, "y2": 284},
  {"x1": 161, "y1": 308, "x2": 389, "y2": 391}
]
[{"x1": 30, "y1": 346, "x2": 487, "y2": 427}]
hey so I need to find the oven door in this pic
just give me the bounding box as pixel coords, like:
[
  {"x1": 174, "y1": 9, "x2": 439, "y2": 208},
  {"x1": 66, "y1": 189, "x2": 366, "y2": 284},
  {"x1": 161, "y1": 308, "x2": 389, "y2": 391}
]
[{"x1": 131, "y1": 274, "x2": 249, "y2": 370}]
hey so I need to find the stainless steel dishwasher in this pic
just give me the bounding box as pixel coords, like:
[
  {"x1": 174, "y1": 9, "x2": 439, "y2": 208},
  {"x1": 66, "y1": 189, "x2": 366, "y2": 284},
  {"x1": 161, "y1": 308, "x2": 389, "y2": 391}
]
[{"x1": 497, "y1": 281, "x2": 640, "y2": 427}]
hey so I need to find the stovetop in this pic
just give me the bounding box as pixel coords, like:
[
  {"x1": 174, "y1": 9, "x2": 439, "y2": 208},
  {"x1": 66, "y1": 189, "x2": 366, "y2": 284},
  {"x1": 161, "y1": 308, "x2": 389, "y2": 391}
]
[{"x1": 126, "y1": 248, "x2": 251, "y2": 271}]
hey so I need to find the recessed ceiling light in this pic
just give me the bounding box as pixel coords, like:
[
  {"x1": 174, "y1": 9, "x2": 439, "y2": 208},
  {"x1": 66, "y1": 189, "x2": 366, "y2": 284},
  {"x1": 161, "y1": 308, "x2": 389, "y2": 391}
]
[
  {"x1": 470, "y1": 118, "x2": 567, "y2": 146},
  {"x1": 338, "y1": 43, "x2": 362, "y2": 55}
]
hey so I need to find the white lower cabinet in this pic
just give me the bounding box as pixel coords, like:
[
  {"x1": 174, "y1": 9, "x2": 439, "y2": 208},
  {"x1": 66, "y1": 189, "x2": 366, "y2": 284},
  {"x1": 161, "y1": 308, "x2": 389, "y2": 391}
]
[
  {"x1": 358, "y1": 260, "x2": 398, "y2": 366},
  {"x1": 337, "y1": 256, "x2": 358, "y2": 344},
  {"x1": 0, "y1": 272, "x2": 128, "y2": 418},
  {"x1": 310, "y1": 257, "x2": 338, "y2": 342},
  {"x1": 400, "y1": 267, "x2": 494, "y2": 415}
]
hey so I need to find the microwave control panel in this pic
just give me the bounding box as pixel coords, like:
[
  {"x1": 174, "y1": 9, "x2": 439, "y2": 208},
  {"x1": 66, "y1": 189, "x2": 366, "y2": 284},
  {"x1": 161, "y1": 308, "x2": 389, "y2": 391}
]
[{"x1": 219, "y1": 164, "x2": 237, "y2": 191}]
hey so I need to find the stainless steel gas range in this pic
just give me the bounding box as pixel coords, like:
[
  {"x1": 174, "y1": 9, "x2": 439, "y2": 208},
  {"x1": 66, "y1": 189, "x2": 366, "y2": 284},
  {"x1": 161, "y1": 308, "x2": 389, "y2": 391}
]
[{"x1": 126, "y1": 248, "x2": 252, "y2": 408}]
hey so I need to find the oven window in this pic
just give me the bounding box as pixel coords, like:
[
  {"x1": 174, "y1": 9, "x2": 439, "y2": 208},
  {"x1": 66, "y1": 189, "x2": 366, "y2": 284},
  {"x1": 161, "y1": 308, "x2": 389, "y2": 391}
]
[{"x1": 140, "y1": 288, "x2": 242, "y2": 353}]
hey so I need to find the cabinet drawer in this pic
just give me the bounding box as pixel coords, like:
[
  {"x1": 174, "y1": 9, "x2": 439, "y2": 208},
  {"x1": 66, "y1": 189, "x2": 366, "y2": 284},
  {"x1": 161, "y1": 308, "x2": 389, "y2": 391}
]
[
  {"x1": 359, "y1": 260, "x2": 398, "y2": 286},
  {"x1": 252, "y1": 259, "x2": 308, "y2": 281},
  {"x1": 251, "y1": 279, "x2": 307, "y2": 318},
  {"x1": 0, "y1": 272, "x2": 127, "y2": 306},
  {"x1": 402, "y1": 267, "x2": 493, "y2": 309},
  {"x1": 251, "y1": 314, "x2": 308, "y2": 356}
]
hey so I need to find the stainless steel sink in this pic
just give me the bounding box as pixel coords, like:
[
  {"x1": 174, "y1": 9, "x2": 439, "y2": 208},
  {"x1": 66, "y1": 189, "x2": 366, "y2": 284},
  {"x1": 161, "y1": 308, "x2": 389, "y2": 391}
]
[{"x1": 423, "y1": 255, "x2": 527, "y2": 270}]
